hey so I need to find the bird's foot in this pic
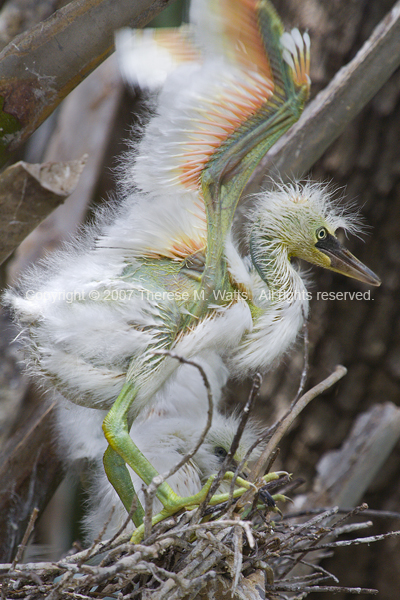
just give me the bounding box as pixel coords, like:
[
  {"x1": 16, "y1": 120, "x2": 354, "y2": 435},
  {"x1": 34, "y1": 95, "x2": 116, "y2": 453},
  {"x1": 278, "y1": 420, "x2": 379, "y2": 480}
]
[
  {"x1": 207, "y1": 470, "x2": 288, "y2": 507},
  {"x1": 130, "y1": 470, "x2": 289, "y2": 543},
  {"x1": 130, "y1": 474, "x2": 218, "y2": 543}
]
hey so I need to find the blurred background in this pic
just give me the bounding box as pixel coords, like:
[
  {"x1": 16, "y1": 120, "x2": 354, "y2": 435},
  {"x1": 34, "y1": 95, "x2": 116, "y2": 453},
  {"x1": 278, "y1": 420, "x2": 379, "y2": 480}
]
[{"x1": 0, "y1": 0, "x2": 399, "y2": 598}]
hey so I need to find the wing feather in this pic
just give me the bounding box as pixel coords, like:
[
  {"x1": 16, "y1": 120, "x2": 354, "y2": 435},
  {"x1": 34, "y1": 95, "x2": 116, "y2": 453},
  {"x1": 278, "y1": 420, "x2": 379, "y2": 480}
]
[
  {"x1": 119, "y1": 0, "x2": 310, "y2": 279},
  {"x1": 115, "y1": 26, "x2": 201, "y2": 89}
]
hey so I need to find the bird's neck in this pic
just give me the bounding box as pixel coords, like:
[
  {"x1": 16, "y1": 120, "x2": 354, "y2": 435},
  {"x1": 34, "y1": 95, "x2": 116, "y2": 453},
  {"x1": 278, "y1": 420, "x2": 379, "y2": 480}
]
[
  {"x1": 227, "y1": 231, "x2": 308, "y2": 377},
  {"x1": 250, "y1": 230, "x2": 303, "y2": 299}
]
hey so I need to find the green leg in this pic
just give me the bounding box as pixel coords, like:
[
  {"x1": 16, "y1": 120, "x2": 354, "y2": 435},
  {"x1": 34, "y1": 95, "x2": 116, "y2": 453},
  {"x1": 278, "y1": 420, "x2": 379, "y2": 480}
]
[
  {"x1": 207, "y1": 472, "x2": 284, "y2": 506},
  {"x1": 103, "y1": 445, "x2": 144, "y2": 527},
  {"x1": 102, "y1": 382, "x2": 220, "y2": 513},
  {"x1": 102, "y1": 382, "x2": 178, "y2": 505}
]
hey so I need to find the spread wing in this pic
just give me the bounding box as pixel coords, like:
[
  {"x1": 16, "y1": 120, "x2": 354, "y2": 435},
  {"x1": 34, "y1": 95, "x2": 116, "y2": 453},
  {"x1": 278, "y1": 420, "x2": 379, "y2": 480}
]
[{"x1": 118, "y1": 0, "x2": 310, "y2": 315}]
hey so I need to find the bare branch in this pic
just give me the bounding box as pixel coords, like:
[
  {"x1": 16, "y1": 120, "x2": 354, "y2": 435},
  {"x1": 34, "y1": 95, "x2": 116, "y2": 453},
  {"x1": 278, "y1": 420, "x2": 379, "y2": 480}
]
[
  {"x1": 0, "y1": 0, "x2": 176, "y2": 165},
  {"x1": 201, "y1": 373, "x2": 262, "y2": 511},
  {"x1": 293, "y1": 318, "x2": 309, "y2": 404},
  {"x1": 11, "y1": 507, "x2": 38, "y2": 568},
  {"x1": 0, "y1": 506, "x2": 394, "y2": 599},
  {"x1": 147, "y1": 351, "x2": 214, "y2": 483},
  {"x1": 142, "y1": 350, "x2": 214, "y2": 539},
  {"x1": 248, "y1": 365, "x2": 347, "y2": 483}
]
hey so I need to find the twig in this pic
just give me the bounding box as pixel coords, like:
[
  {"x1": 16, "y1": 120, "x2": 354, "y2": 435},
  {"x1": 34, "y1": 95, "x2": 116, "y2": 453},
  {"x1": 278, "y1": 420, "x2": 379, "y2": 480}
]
[
  {"x1": 266, "y1": 583, "x2": 378, "y2": 595},
  {"x1": 237, "y1": 324, "x2": 310, "y2": 484},
  {"x1": 321, "y1": 503, "x2": 369, "y2": 535},
  {"x1": 278, "y1": 505, "x2": 369, "y2": 579},
  {"x1": 280, "y1": 529, "x2": 400, "y2": 555},
  {"x1": 226, "y1": 374, "x2": 263, "y2": 500},
  {"x1": 200, "y1": 373, "x2": 263, "y2": 516},
  {"x1": 11, "y1": 507, "x2": 39, "y2": 569},
  {"x1": 296, "y1": 559, "x2": 339, "y2": 584},
  {"x1": 142, "y1": 351, "x2": 214, "y2": 539},
  {"x1": 95, "y1": 501, "x2": 144, "y2": 561},
  {"x1": 0, "y1": 507, "x2": 394, "y2": 599},
  {"x1": 278, "y1": 507, "x2": 339, "y2": 547},
  {"x1": 248, "y1": 365, "x2": 347, "y2": 483},
  {"x1": 71, "y1": 504, "x2": 128, "y2": 568},
  {"x1": 292, "y1": 317, "x2": 310, "y2": 405},
  {"x1": 333, "y1": 521, "x2": 374, "y2": 537},
  {"x1": 232, "y1": 521, "x2": 243, "y2": 594},
  {"x1": 283, "y1": 506, "x2": 400, "y2": 521}
]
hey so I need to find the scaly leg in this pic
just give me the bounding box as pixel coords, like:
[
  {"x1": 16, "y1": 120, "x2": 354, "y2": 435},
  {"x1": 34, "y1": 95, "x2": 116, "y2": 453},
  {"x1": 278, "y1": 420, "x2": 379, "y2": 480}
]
[
  {"x1": 102, "y1": 382, "x2": 222, "y2": 516},
  {"x1": 102, "y1": 382, "x2": 252, "y2": 535},
  {"x1": 103, "y1": 445, "x2": 144, "y2": 527},
  {"x1": 130, "y1": 471, "x2": 287, "y2": 543}
]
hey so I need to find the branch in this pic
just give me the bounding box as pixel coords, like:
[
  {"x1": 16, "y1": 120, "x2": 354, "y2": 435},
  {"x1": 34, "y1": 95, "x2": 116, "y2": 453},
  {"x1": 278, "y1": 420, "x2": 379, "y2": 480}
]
[
  {"x1": 11, "y1": 507, "x2": 38, "y2": 569},
  {"x1": 297, "y1": 401, "x2": 400, "y2": 510},
  {"x1": 0, "y1": 0, "x2": 176, "y2": 165},
  {"x1": 142, "y1": 351, "x2": 214, "y2": 538},
  {"x1": 201, "y1": 373, "x2": 262, "y2": 511},
  {"x1": 249, "y1": 365, "x2": 347, "y2": 483}
]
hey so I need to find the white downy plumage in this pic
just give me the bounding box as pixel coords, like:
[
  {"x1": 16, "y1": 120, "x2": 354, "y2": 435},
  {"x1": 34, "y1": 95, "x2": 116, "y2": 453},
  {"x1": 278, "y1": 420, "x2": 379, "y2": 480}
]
[
  {"x1": 55, "y1": 356, "x2": 230, "y2": 466},
  {"x1": 5, "y1": 0, "x2": 316, "y2": 417},
  {"x1": 59, "y1": 405, "x2": 262, "y2": 541}
]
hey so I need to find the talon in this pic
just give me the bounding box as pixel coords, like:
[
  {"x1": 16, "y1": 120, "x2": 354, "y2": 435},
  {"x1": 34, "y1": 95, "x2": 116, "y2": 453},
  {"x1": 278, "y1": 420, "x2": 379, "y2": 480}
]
[
  {"x1": 259, "y1": 487, "x2": 276, "y2": 508},
  {"x1": 272, "y1": 493, "x2": 292, "y2": 504},
  {"x1": 223, "y1": 471, "x2": 257, "y2": 491},
  {"x1": 131, "y1": 526, "x2": 144, "y2": 544},
  {"x1": 261, "y1": 471, "x2": 290, "y2": 484}
]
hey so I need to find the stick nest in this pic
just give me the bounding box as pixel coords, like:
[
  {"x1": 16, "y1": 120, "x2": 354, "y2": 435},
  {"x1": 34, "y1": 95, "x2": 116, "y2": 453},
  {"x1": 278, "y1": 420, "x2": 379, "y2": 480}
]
[{"x1": 2, "y1": 491, "x2": 392, "y2": 599}]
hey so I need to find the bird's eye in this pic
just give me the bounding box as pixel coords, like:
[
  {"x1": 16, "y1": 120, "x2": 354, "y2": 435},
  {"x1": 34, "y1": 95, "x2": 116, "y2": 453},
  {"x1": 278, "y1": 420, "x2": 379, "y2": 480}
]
[
  {"x1": 316, "y1": 227, "x2": 328, "y2": 240},
  {"x1": 214, "y1": 446, "x2": 228, "y2": 460}
]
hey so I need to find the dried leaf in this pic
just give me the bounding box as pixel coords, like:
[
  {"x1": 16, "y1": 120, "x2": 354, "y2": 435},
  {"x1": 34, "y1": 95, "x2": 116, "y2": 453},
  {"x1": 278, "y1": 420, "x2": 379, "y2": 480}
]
[
  {"x1": 235, "y1": 570, "x2": 266, "y2": 600},
  {"x1": 0, "y1": 156, "x2": 86, "y2": 264}
]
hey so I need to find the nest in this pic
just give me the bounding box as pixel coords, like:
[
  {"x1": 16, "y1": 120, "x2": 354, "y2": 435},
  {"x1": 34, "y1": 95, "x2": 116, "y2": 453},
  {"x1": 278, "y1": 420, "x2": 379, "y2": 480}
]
[{"x1": 0, "y1": 499, "x2": 391, "y2": 599}]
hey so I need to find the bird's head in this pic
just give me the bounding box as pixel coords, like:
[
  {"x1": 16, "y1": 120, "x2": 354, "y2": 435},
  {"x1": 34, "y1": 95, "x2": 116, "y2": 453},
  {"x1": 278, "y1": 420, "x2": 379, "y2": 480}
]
[
  {"x1": 196, "y1": 413, "x2": 262, "y2": 483},
  {"x1": 249, "y1": 181, "x2": 381, "y2": 286}
]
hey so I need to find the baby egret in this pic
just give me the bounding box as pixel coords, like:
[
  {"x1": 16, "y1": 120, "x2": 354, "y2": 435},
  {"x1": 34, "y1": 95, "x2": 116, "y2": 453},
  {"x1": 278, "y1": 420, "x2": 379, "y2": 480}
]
[
  {"x1": 63, "y1": 409, "x2": 264, "y2": 542},
  {"x1": 4, "y1": 0, "x2": 380, "y2": 535}
]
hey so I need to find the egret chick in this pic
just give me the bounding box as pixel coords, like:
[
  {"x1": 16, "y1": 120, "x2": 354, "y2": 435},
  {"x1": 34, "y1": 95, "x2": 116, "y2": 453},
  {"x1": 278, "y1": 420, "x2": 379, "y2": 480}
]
[
  {"x1": 82, "y1": 412, "x2": 264, "y2": 542},
  {"x1": 228, "y1": 180, "x2": 380, "y2": 374}
]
